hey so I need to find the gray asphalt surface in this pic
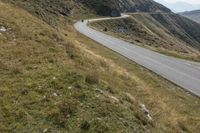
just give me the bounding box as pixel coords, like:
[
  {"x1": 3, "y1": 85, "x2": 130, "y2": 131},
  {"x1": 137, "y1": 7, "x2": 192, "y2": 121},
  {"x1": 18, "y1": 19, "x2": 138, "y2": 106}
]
[{"x1": 74, "y1": 15, "x2": 200, "y2": 97}]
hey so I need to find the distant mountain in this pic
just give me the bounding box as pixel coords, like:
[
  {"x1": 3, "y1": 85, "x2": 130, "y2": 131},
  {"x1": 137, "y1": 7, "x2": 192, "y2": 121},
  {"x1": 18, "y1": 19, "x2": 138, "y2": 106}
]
[
  {"x1": 167, "y1": 2, "x2": 200, "y2": 12},
  {"x1": 154, "y1": 0, "x2": 200, "y2": 12},
  {"x1": 180, "y1": 10, "x2": 200, "y2": 23}
]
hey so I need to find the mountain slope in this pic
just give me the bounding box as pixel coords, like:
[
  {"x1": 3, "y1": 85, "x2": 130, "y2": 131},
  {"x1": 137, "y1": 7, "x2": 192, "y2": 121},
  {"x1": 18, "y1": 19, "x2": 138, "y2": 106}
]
[
  {"x1": 2, "y1": 0, "x2": 171, "y2": 25},
  {"x1": 180, "y1": 10, "x2": 200, "y2": 23},
  {"x1": 80, "y1": 0, "x2": 171, "y2": 15},
  {"x1": 1, "y1": 0, "x2": 200, "y2": 133},
  {"x1": 0, "y1": 0, "x2": 85, "y2": 26},
  {"x1": 0, "y1": 2, "x2": 151, "y2": 132},
  {"x1": 91, "y1": 13, "x2": 200, "y2": 61}
]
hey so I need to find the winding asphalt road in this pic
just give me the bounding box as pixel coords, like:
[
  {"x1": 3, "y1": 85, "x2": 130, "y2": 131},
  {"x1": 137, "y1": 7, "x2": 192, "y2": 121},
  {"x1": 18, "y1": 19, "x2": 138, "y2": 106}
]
[{"x1": 74, "y1": 14, "x2": 200, "y2": 97}]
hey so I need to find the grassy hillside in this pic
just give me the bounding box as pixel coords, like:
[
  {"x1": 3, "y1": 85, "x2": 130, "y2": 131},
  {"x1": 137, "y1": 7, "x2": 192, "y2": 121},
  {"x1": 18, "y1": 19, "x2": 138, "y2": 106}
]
[
  {"x1": 2, "y1": 0, "x2": 171, "y2": 25},
  {"x1": 180, "y1": 10, "x2": 200, "y2": 23},
  {"x1": 0, "y1": 2, "x2": 149, "y2": 132},
  {"x1": 91, "y1": 13, "x2": 200, "y2": 61},
  {"x1": 1, "y1": 1, "x2": 200, "y2": 133},
  {"x1": 1, "y1": 0, "x2": 96, "y2": 26},
  {"x1": 80, "y1": 0, "x2": 171, "y2": 15}
]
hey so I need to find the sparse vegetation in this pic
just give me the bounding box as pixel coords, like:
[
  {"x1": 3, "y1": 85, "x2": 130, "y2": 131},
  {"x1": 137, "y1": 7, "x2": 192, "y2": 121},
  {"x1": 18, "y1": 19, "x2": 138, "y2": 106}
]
[
  {"x1": 0, "y1": 0, "x2": 200, "y2": 133},
  {"x1": 91, "y1": 13, "x2": 200, "y2": 62}
]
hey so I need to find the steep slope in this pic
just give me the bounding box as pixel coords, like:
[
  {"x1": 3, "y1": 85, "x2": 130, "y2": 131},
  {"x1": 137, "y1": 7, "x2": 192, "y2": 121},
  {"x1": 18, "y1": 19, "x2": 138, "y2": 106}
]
[
  {"x1": 1, "y1": 0, "x2": 200, "y2": 133},
  {"x1": 2, "y1": 0, "x2": 171, "y2": 25},
  {"x1": 80, "y1": 0, "x2": 171, "y2": 15},
  {"x1": 0, "y1": 0, "x2": 86, "y2": 26},
  {"x1": 91, "y1": 13, "x2": 200, "y2": 61},
  {"x1": 180, "y1": 10, "x2": 200, "y2": 23},
  {"x1": 0, "y1": 2, "x2": 151, "y2": 132}
]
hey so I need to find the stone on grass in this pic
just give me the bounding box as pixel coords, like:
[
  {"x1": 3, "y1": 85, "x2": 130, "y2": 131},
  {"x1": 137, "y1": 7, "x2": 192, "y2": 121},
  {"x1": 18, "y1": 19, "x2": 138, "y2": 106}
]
[
  {"x1": 140, "y1": 104, "x2": 152, "y2": 121},
  {"x1": 95, "y1": 88, "x2": 104, "y2": 94},
  {"x1": 53, "y1": 93, "x2": 58, "y2": 97},
  {"x1": 109, "y1": 95, "x2": 119, "y2": 102},
  {"x1": 0, "y1": 26, "x2": 6, "y2": 32},
  {"x1": 43, "y1": 128, "x2": 48, "y2": 133},
  {"x1": 68, "y1": 86, "x2": 72, "y2": 89}
]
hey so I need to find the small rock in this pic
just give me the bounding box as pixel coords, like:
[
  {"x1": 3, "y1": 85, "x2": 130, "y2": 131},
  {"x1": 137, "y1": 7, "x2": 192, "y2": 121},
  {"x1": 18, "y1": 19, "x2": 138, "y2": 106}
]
[
  {"x1": 140, "y1": 104, "x2": 149, "y2": 115},
  {"x1": 68, "y1": 86, "x2": 72, "y2": 89},
  {"x1": 43, "y1": 128, "x2": 48, "y2": 133},
  {"x1": 53, "y1": 93, "x2": 58, "y2": 97},
  {"x1": 0, "y1": 26, "x2": 6, "y2": 32},
  {"x1": 66, "y1": 114, "x2": 71, "y2": 118},
  {"x1": 140, "y1": 104, "x2": 152, "y2": 121},
  {"x1": 147, "y1": 114, "x2": 152, "y2": 121},
  {"x1": 109, "y1": 95, "x2": 119, "y2": 102},
  {"x1": 95, "y1": 88, "x2": 104, "y2": 94},
  {"x1": 52, "y1": 77, "x2": 56, "y2": 80}
]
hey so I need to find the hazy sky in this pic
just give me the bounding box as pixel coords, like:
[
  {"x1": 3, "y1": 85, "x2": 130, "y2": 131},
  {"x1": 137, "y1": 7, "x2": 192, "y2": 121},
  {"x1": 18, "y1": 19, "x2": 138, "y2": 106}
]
[{"x1": 155, "y1": 0, "x2": 200, "y2": 4}]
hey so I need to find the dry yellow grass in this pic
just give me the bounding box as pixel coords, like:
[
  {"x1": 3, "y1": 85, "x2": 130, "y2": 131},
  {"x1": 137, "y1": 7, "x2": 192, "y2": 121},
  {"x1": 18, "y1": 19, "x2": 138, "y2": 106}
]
[
  {"x1": 0, "y1": 1, "x2": 200, "y2": 132},
  {"x1": 91, "y1": 14, "x2": 200, "y2": 62},
  {"x1": 72, "y1": 30, "x2": 200, "y2": 132}
]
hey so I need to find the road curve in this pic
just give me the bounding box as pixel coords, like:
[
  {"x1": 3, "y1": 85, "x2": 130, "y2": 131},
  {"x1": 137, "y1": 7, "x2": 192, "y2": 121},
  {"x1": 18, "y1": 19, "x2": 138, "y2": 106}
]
[{"x1": 74, "y1": 14, "x2": 200, "y2": 97}]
